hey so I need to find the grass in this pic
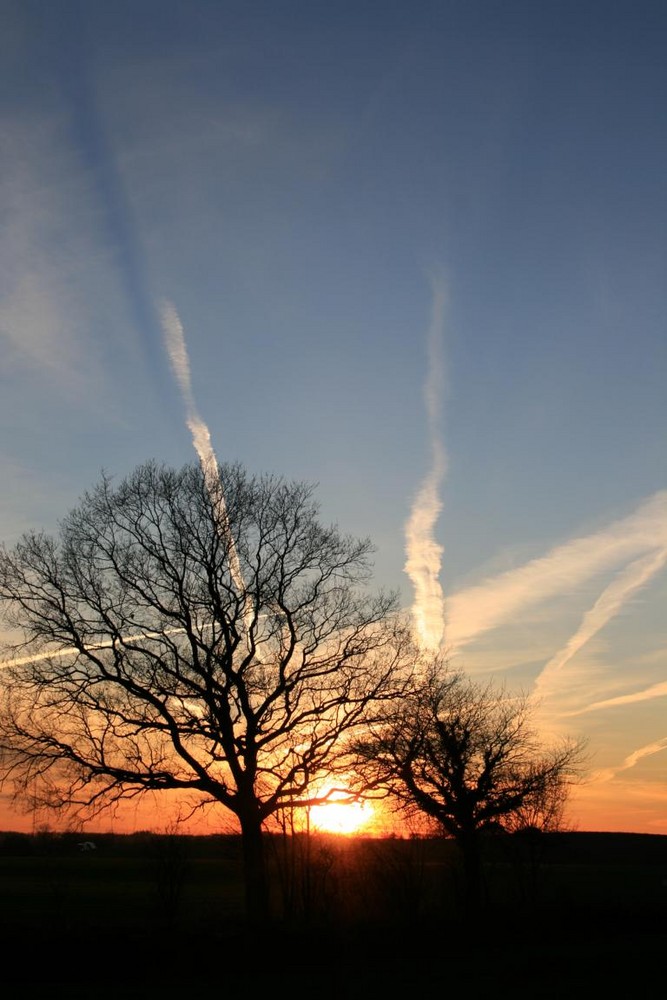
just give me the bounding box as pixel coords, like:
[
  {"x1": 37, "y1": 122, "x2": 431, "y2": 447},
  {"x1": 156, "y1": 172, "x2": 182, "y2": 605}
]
[{"x1": 1, "y1": 830, "x2": 666, "y2": 996}]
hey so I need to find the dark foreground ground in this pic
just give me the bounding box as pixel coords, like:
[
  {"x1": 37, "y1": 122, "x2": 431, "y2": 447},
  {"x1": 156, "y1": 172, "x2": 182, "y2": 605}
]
[{"x1": 1, "y1": 830, "x2": 665, "y2": 997}]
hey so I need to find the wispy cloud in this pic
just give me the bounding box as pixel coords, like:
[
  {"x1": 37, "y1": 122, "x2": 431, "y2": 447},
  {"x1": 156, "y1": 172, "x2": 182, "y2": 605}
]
[
  {"x1": 445, "y1": 490, "x2": 667, "y2": 652},
  {"x1": 160, "y1": 300, "x2": 247, "y2": 599},
  {"x1": 404, "y1": 272, "x2": 447, "y2": 652},
  {"x1": 160, "y1": 300, "x2": 220, "y2": 480},
  {"x1": 0, "y1": 626, "x2": 189, "y2": 671},
  {"x1": 0, "y1": 115, "x2": 116, "y2": 395},
  {"x1": 533, "y1": 547, "x2": 667, "y2": 699},
  {"x1": 620, "y1": 737, "x2": 667, "y2": 772},
  {"x1": 569, "y1": 678, "x2": 667, "y2": 716},
  {"x1": 591, "y1": 736, "x2": 667, "y2": 784}
]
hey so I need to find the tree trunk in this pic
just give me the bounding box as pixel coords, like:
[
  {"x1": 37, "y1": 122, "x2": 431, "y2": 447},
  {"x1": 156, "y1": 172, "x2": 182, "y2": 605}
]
[{"x1": 239, "y1": 812, "x2": 270, "y2": 923}]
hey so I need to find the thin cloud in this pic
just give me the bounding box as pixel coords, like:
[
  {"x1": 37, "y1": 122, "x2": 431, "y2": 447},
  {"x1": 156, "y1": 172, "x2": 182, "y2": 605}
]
[
  {"x1": 622, "y1": 737, "x2": 667, "y2": 772},
  {"x1": 0, "y1": 626, "x2": 190, "y2": 671},
  {"x1": 160, "y1": 300, "x2": 247, "y2": 600},
  {"x1": 161, "y1": 300, "x2": 194, "y2": 403},
  {"x1": 445, "y1": 491, "x2": 667, "y2": 651},
  {"x1": 160, "y1": 300, "x2": 221, "y2": 484},
  {"x1": 0, "y1": 115, "x2": 115, "y2": 393},
  {"x1": 592, "y1": 736, "x2": 667, "y2": 784},
  {"x1": 533, "y1": 547, "x2": 667, "y2": 699},
  {"x1": 404, "y1": 273, "x2": 447, "y2": 652},
  {"x1": 569, "y1": 678, "x2": 667, "y2": 716}
]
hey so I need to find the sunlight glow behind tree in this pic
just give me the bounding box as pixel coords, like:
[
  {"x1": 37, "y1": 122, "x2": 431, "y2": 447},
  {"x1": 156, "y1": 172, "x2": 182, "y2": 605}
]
[{"x1": 0, "y1": 461, "x2": 412, "y2": 919}]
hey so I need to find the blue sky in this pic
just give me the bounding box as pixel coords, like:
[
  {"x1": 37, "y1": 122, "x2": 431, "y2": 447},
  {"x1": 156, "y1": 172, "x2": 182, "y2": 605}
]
[{"x1": 1, "y1": 0, "x2": 666, "y2": 832}]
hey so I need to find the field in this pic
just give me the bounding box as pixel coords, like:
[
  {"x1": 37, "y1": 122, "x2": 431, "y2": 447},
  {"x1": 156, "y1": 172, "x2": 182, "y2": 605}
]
[{"x1": 1, "y1": 830, "x2": 666, "y2": 997}]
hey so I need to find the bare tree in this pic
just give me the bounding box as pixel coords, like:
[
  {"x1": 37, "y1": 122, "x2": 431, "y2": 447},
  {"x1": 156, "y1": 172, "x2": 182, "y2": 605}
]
[
  {"x1": 0, "y1": 461, "x2": 410, "y2": 920},
  {"x1": 352, "y1": 660, "x2": 585, "y2": 912}
]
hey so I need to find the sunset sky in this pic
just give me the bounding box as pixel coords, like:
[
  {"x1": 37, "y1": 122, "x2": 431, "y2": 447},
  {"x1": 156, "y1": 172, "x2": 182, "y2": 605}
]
[{"x1": 1, "y1": 1, "x2": 666, "y2": 834}]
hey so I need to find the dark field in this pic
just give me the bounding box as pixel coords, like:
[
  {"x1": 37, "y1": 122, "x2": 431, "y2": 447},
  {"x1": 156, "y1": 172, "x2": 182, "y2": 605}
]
[{"x1": 1, "y1": 830, "x2": 666, "y2": 997}]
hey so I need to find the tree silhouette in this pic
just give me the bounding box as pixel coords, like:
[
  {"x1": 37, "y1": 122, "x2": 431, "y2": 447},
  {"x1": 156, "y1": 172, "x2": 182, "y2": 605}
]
[
  {"x1": 0, "y1": 461, "x2": 409, "y2": 920},
  {"x1": 352, "y1": 659, "x2": 584, "y2": 912}
]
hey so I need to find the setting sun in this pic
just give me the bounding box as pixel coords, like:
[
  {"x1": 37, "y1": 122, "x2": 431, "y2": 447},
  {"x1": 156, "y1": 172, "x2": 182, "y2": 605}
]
[{"x1": 309, "y1": 791, "x2": 375, "y2": 835}]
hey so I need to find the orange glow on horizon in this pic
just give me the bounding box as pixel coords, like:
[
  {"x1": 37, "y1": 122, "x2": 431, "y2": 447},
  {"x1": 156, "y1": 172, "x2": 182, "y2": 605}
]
[{"x1": 3, "y1": 777, "x2": 667, "y2": 839}]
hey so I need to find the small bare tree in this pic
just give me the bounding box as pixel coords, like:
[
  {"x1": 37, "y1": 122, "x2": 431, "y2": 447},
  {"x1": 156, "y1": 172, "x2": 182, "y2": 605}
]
[
  {"x1": 0, "y1": 461, "x2": 410, "y2": 921},
  {"x1": 352, "y1": 659, "x2": 585, "y2": 913}
]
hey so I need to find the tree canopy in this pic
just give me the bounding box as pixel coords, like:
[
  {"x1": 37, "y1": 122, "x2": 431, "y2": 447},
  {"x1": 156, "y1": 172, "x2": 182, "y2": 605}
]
[
  {"x1": 352, "y1": 659, "x2": 585, "y2": 907},
  {"x1": 0, "y1": 461, "x2": 410, "y2": 918}
]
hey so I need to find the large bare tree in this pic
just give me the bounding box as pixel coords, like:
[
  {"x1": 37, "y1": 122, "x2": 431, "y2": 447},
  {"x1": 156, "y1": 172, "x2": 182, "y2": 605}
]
[
  {"x1": 0, "y1": 461, "x2": 409, "y2": 919},
  {"x1": 352, "y1": 660, "x2": 585, "y2": 911}
]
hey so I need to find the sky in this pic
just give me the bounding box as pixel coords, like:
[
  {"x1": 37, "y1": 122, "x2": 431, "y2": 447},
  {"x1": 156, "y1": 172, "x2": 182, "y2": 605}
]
[{"x1": 1, "y1": 0, "x2": 666, "y2": 835}]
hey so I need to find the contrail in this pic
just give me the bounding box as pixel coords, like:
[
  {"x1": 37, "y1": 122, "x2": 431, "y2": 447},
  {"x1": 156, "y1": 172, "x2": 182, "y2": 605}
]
[
  {"x1": 533, "y1": 547, "x2": 667, "y2": 699},
  {"x1": 591, "y1": 736, "x2": 667, "y2": 783},
  {"x1": 568, "y1": 679, "x2": 667, "y2": 716},
  {"x1": 1, "y1": 302, "x2": 252, "y2": 673},
  {"x1": 445, "y1": 490, "x2": 667, "y2": 651},
  {"x1": 404, "y1": 273, "x2": 447, "y2": 652},
  {"x1": 160, "y1": 300, "x2": 247, "y2": 603},
  {"x1": 617, "y1": 737, "x2": 667, "y2": 773},
  {"x1": 0, "y1": 626, "x2": 192, "y2": 670}
]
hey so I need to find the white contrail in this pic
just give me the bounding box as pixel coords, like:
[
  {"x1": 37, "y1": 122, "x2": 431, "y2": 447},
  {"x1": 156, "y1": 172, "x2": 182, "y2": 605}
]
[
  {"x1": 160, "y1": 301, "x2": 247, "y2": 603},
  {"x1": 568, "y1": 679, "x2": 667, "y2": 716},
  {"x1": 1, "y1": 302, "x2": 253, "y2": 673},
  {"x1": 592, "y1": 736, "x2": 667, "y2": 783},
  {"x1": 0, "y1": 626, "x2": 192, "y2": 670},
  {"x1": 533, "y1": 547, "x2": 667, "y2": 699},
  {"x1": 618, "y1": 737, "x2": 667, "y2": 773},
  {"x1": 404, "y1": 273, "x2": 447, "y2": 652},
  {"x1": 445, "y1": 490, "x2": 667, "y2": 651}
]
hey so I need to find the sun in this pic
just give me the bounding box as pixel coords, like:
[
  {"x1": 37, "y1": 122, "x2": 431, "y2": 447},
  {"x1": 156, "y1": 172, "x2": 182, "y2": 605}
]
[{"x1": 308, "y1": 790, "x2": 375, "y2": 835}]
